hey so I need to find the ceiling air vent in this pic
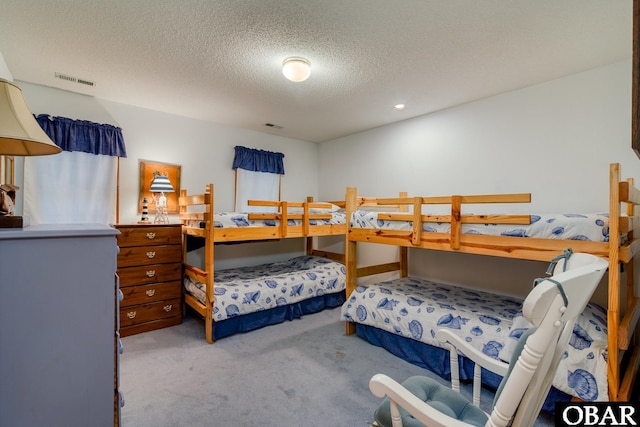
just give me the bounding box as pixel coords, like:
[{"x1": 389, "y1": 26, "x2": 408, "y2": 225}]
[
  {"x1": 55, "y1": 72, "x2": 95, "y2": 87},
  {"x1": 76, "y1": 78, "x2": 95, "y2": 87}
]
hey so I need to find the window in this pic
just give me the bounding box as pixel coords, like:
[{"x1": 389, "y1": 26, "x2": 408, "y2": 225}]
[
  {"x1": 23, "y1": 115, "x2": 126, "y2": 224},
  {"x1": 232, "y1": 146, "x2": 284, "y2": 213}
]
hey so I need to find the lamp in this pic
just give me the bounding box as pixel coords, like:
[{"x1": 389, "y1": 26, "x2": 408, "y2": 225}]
[
  {"x1": 282, "y1": 57, "x2": 311, "y2": 82},
  {"x1": 0, "y1": 78, "x2": 62, "y2": 228},
  {"x1": 0, "y1": 78, "x2": 62, "y2": 156},
  {"x1": 149, "y1": 173, "x2": 174, "y2": 224}
]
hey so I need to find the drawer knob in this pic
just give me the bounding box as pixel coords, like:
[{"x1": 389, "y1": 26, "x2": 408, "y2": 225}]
[
  {"x1": 146, "y1": 251, "x2": 156, "y2": 259},
  {"x1": 163, "y1": 304, "x2": 173, "y2": 312},
  {"x1": 146, "y1": 232, "x2": 156, "y2": 239},
  {"x1": 146, "y1": 289, "x2": 156, "y2": 297},
  {"x1": 146, "y1": 270, "x2": 156, "y2": 278},
  {"x1": 126, "y1": 311, "x2": 137, "y2": 319}
]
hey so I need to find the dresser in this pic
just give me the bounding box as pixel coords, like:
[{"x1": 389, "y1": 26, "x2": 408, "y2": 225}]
[
  {"x1": 115, "y1": 224, "x2": 182, "y2": 336},
  {"x1": 0, "y1": 224, "x2": 119, "y2": 427}
]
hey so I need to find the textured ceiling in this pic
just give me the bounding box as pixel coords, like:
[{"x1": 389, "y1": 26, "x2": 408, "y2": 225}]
[{"x1": 0, "y1": 0, "x2": 632, "y2": 143}]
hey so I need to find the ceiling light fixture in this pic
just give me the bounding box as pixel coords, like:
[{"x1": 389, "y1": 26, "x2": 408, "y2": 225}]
[
  {"x1": 394, "y1": 104, "x2": 406, "y2": 111},
  {"x1": 282, "y1": 57, "x2": 311, "y2": 82}
]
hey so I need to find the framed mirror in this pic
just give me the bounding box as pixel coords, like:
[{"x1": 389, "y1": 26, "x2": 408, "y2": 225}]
[{"x1": 138, "y1": 159, "x2": 181, "y2": 214}]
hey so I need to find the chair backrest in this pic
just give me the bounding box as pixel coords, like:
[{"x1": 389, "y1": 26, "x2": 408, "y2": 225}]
[
  {"x1": 546, "y1": 251, "x2": 608, "y2": 323},
  {"x1": 494, "y1": 256, "x2": 608, "y2": 427}
]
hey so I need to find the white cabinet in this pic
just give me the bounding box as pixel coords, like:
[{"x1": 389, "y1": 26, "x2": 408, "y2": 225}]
[{"x1": 0, "y1": 224, "x2": 119, "y2": 427}]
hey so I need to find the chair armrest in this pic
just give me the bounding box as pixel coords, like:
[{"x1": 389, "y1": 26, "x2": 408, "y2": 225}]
[
  {"x1": 436, "y1": 328, "x2": 509, "y2": 408},
  {"x1": 369, "y1": 374, "x2": 475, "y2": 427},
  {"x1": 436, "y1": 329, "x2": 509, "y2": 376}
]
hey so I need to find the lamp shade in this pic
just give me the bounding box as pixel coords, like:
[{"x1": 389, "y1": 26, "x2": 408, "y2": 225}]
[
  {"x1": 0, "y1": 78, "x2": 62, "y2": 156},
  {"x1": 282, "y1": 57, "x2": 311, "y2": 82},
  {"x1": 149, "y1": 175, "x2": 174, "y2": 192}
]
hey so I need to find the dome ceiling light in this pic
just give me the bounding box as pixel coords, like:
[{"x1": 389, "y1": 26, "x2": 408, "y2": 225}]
[{"x1": 282, "y1": 57, "x2": 311, "y2": 82}]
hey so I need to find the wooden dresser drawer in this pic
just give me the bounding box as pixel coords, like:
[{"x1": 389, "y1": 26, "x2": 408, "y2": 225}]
[
  {"x1": 118, "y1": 263, "x2": 182, "y2": 287},
  {"x1": 119, "y1": 317, "x2": 182, "y2": 338},
  {"x1": 120, "y1": 281, "x2": 181, "y2": 307},
  {"x1": 117, "y1": 226, "x2": 181, "y2": 247},
  {"x1": 117, "y1": 244, "x2": 182, "y2": 267},
  {"x1": 120, "y1": 298, "x2": 181, "y2": 327}
]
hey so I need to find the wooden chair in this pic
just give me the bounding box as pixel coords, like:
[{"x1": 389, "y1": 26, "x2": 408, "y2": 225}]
[{"x1": 369, "y1": 253, "x2": 608, "y2": 427}]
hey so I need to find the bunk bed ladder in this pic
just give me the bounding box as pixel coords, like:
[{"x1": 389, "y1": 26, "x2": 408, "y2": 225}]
[{"x1": 609, "y1": 164, "x2": 640, "y2": 401}]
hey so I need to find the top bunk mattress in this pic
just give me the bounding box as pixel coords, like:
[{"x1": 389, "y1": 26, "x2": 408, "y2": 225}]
[
  {"x1": 351, "y1": 211, "x2": 610, "y2": 242},
  {"x1": 185, "y1": 209, "x2": 347, "y2": 229}
]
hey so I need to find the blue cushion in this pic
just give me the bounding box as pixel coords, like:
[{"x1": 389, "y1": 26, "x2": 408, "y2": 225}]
[{"x1": 374, "y1": 376, "x2": 488, "y2": 427}]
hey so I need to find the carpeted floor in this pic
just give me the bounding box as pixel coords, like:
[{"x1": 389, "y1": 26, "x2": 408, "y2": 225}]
[{"x1": 120, "y1": 307, "x2": 557, "y2": 427}]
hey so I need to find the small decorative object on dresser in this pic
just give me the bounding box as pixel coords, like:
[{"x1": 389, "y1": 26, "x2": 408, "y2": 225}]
[
  {"x1": 115, "y1": 223, "x2": 182, "y2": 336},
  {"x1": 139, "y1": 197, "x2": 150, "y2": 224}
]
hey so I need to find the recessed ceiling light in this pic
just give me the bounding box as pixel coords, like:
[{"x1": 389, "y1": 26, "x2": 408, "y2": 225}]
[{"x1": 394, "y1": 104, "x2": 406, "y2": 110}]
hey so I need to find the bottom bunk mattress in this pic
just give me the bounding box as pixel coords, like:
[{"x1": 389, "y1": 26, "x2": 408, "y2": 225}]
[
  {"x1": 184, "y1": 255, "x2": 347, "y2": 339},
  {"x1": 340, "y1": 277, "x2": 608, "y2": 404}
]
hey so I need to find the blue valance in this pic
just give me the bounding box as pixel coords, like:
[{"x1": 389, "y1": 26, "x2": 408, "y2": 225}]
[
  {"x1": 35, "y1": 114, "x2": 127, "y2": 157},
  {"x1": 232, "y1": 145, "x2": 285, "y2": 174}
]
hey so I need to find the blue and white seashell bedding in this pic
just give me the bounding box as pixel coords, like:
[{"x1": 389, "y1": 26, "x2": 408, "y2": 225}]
[
  {"x1": 185, "y1": 209, "x2": 347, "y2": 229},
  {"x1": 184, "y1": 255, "x2": 346, "y2": 322},
  {"x1": 340, "y1": 277, "x2": 608, "y2": 401},
  {"x1": 351, "y1": 211, "x2": 610, "y2": 241}
]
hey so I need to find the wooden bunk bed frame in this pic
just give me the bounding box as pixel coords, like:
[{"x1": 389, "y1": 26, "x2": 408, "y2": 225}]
[
  {"x1": 179, "y1": 183, "x2": 346, "y2": 344},
  {"x1": 344, "y1": 162, "x2": 640, "y2": 402}
]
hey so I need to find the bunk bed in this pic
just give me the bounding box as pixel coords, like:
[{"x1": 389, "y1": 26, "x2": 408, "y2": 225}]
[
  {"x1": 341, "y1": 163, "x2": 640, "y2": 403},
  {"x1": 179, "y1": 183, "x2": 347, "y2": 344}
]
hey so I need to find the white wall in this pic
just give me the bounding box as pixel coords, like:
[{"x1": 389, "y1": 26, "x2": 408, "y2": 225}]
[
  {"x1": 319, "y1": 60, "x2": 638, "y2": 304},
  {"x1": 0, "y1": 51, "x2": 13, "y2": 80},
  {"x1": 16, "y1": 81, "x2": 320, "y2": 268},
  {"x1": 9, "y1": 59, "x2": 640, "y2": 299}
]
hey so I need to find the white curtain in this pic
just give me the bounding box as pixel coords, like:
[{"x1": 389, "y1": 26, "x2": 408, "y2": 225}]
[
  {"x1": 24, "y1": 151, "x2": 117, "y2": 224},
  {"x1": 235, "y1": 168, "x2": 279, "y2": 213}
]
